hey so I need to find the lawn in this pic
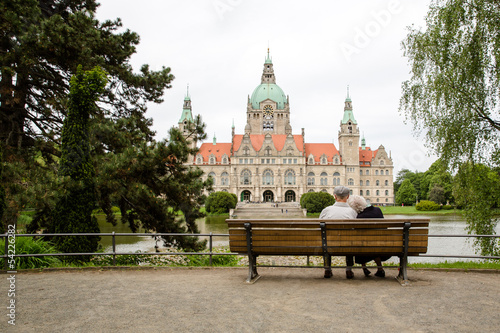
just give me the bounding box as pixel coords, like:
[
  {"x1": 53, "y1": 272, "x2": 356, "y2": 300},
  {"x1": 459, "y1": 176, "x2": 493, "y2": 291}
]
[{"x1": 380, "y1": 205, "x2": 461, "y2": 215}]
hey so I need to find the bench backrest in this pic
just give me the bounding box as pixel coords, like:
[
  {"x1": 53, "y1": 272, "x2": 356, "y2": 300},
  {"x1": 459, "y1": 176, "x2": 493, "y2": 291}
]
[{"x1": 226, "y1": 218, "x2": 429, "y2": 256}]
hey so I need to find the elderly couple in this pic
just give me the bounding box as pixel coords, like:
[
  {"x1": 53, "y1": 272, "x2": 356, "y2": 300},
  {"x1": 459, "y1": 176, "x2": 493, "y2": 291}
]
[{"x1": 319, "y1": 186, "x2": 389, "y2": 279}]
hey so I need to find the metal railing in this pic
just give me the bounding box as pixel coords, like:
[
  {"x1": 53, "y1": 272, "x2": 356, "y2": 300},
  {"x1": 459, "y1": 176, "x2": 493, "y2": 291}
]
[{"x1": 2, "y1": 232, "x2": 500, "y2": 271}]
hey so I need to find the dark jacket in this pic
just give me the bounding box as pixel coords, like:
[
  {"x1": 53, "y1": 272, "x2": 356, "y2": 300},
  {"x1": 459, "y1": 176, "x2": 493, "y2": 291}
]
[{"x1": 357, "y1": 205, "x2": 384, "y2": 218}]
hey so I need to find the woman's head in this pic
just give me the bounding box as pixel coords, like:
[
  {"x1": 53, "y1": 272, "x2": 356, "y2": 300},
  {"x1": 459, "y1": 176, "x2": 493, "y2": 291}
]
[{"x1": 347, "y1": 195, "x2": 367, "y2": 213}]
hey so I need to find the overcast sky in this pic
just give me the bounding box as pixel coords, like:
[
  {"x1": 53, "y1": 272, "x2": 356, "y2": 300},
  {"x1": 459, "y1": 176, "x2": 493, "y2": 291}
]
[{"x1": 95, "y1": 0, "x2": 435, "y2": 174}]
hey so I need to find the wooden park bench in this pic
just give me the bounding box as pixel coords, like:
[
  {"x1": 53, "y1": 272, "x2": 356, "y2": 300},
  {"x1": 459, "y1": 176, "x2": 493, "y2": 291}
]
[{"x1": 226, "y1": 218, "x2": 430, "y2": 284}]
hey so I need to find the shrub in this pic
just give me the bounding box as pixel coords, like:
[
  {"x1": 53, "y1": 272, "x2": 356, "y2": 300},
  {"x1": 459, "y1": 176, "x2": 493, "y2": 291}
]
[
  {"x1": 300, "y1": 192, "x2": 335, "y2": 214},
  {"x1": 205, "y1": 191, "x2": 237, "y2": 214},
  {"x1": 0, "y1": 237, "x2": 61, "y2": 269},
  {"x1": 416, "y1": 200, "x2": 441, "y2": 211},
  {"x1": 442, "y1": 204, "x2": 453, "y2": 210}
]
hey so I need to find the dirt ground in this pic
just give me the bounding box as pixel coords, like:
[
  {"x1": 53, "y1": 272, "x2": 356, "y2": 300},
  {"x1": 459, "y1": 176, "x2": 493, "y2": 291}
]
[{"x1": 2, "y1": 267, "x2": 500, "y2": 333}]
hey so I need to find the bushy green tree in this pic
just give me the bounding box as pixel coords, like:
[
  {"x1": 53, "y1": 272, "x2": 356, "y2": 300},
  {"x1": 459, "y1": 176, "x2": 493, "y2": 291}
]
[
  {"x1": 395, "y1": 179, "x2": 417, "y2": 206},
  {"x1": 300, "y1": 192, "x2": 335, "y2": 214},
  {"x1": 428, "y1": 185, "x2": 445, "y2": 205},
  {"x1": 205, "y1": 191, "x2": 237, "y2": 214},
  {"x1": 51, "y1": 66, "x2": 107, "y2": 260},
  {"x1": 453, "y1": 163, "x2": 500, "y2": 256}
]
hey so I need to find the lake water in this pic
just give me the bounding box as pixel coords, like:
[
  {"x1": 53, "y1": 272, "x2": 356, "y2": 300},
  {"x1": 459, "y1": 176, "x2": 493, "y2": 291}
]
[{"x1": 98, "y1": 214, "x2": 499, "y2": 263}]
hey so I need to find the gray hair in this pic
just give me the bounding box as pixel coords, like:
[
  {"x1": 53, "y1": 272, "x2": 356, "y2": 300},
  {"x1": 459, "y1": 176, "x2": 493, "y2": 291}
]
[{"x1": 347, "y1": 195, "x2": 367, "y2": 213}]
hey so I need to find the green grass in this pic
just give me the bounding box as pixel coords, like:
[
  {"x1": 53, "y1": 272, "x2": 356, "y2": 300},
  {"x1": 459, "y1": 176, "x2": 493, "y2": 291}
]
[
  {"x1": 380, "y1": 206, "x2": 461, "y2": 215},
  {"x1": 409, "y1": 260, "x2": 500, "y2": 270}
]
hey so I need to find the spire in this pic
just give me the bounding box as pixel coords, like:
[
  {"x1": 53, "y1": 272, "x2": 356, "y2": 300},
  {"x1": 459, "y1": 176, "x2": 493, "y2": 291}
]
[
  {"x1": 341, "y1": 86, "x2": 357, "y2": 124},
  {"x1": 179, "y1": 85, "x2": 193, "y2": 123},
  {"x1": 361, "y1": 133, "x2": 366, "y2": 150},
  {"x1": 261, "y1": 49, "x2": 276, "y2": 83},
  {"x1": 213, "y1": 133, "x2": 217, "y2": 145}
]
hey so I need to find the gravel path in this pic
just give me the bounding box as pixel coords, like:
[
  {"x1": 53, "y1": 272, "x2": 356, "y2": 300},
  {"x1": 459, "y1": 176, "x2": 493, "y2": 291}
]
[{"x1": 3, "y1": 267, "x2": 500, "y2": 332}]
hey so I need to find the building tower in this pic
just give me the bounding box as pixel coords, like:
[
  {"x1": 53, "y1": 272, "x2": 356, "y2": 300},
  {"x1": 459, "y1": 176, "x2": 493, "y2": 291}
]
[
  {"x1": 338, "y1": 87, "x2": 360, "y2": 191},
  {"x1": 178, "y1": 86, "x2": 197, "y2": 153},
  {"x1": 246, "y1": 50, "x2": 291, "y2": 135}
]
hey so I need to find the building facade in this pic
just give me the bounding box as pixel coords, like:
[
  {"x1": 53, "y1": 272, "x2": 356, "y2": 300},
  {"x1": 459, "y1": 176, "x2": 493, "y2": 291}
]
[{"x1": 178, "y1": 52, "x2": 394, "y2": 205}]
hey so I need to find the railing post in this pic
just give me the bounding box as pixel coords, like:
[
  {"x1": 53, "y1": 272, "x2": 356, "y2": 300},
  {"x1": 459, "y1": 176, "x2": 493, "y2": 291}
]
[
  {"x1": 112, "y1": 231, "x2": 116, "y2": 266},
  {"x1": 209, "y1": 232, "x2": 213, "y2": 266}
]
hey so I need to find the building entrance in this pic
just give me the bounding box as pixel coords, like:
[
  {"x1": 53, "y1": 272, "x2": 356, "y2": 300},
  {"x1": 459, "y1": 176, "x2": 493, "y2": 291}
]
[
  {"x1": 285, "y1": 190, "x2": 296, "y2": 202},
  {"x1": 263, "y1": 190, "x2": 274, "y2": 202},
  {"x1": 241, "y1": 190, "x2": 251, "y2": 202}
]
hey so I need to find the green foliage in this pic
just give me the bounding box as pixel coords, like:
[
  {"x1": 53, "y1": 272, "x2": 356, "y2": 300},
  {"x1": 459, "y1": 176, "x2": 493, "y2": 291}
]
[
  {"x1": 453, "y1": 163, "x2": 500, "y2": 256},
  {"x1": 395, "y1": 179, "x2": 417, "y2": 206},
  {"x1": 205, "y1": 191, "x2": 237, "y2": 214},
  {"x1": 428, "y1": 185, "x2": 446, "y2": 205},
  {"x1": 51, "y1": 66, "x2": 107, "y2": 260},
  {"x1": 442, "y1": 205, "x2": 453, "y2": 210},
  {"x1": 0, "y1": 237, "x2": 61, "y2": 269},
  {"x1": 300, "y1": 192, "x2": 335, "y2": 214},
  {"x1": 416, "y1": 200, "x2": 441, "y2": 211},
  {"x1": 400, "y1": 0, "x2": 500, "y2": 168}
]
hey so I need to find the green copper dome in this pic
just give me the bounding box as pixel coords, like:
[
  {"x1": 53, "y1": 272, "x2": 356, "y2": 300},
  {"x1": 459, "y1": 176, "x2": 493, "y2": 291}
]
[{"x1": 250, "y1": 83, "x2": 287, "y2": 109}]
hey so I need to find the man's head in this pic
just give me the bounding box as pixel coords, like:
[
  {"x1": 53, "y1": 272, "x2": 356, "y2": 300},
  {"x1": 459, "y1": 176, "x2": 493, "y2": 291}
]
[{"x1": 333, "y1": 186, "x2": 350, "y2": 202}]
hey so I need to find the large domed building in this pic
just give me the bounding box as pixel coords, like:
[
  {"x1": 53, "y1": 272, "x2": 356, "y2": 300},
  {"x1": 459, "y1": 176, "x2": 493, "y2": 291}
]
[{"x1": 178, "y1": 52, "x2": 394, "y2": 205}]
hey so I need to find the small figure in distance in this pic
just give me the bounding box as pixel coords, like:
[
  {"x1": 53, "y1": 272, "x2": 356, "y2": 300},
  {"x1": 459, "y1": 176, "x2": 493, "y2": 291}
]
[
  {"x1": 347, "y1": 195, "x2": 389, "y2": 278},
  {"x1": 319, "y1": 186, "x2": 357, "y2": 279}
]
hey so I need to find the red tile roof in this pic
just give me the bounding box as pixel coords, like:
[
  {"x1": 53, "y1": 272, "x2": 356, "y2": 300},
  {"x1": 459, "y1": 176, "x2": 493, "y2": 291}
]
[
  {"x1": 196, "y1": 142, "x2": 232, "y2": 163},
  {"x1": 232, "y1": 134, "x2": 304, "y2": 153},
  {"x1": 304, "y1": 143, "x2": 340, "y2": 162},
  {"x1": 359, "y1": 147, "x2": 378, "y2": 166}
]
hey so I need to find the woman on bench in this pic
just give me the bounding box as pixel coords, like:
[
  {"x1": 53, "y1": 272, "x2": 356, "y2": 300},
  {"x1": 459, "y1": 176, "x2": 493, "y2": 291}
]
[{"x1": 348, "y1": 195, "x2": 390, "y2": 278}]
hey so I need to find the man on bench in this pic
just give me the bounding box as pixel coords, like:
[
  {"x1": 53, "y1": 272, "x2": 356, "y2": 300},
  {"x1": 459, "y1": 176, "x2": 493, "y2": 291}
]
[{"x1": 319, "y1": 186, "x2": 357, "y2": 279}]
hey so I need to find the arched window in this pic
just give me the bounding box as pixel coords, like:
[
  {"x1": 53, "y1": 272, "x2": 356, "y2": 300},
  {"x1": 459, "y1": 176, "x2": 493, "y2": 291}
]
[
  {"x1": 386, "y1": 170, "x2": 389, "y2": 175},
  {"x1": 320, "y1": 172, "x2": 328, "y2": 185},
  {"x1": 348, "y1": 178, "x2": 354, "y2": 186},
  {"x1": 360, "y1": 180, "x2": 364, "y2": 186},
  {"x1": 287, "y1": 146, "x2": 294, "y2": 156},
  {"x1": 221, "y1": 172, "x2": 229, "y2": 186},
  {"x1": 385, "y1": 190, "x2": 389, "y2": 196},
  {"x1": 366, "y1": 190, "x2": 370, "y2": 196},
  {"x1": 360, "y1": 170, "x2": 363, "y2": 175},
  {"x1": 284, "y1": 170, "x2": 296, "y2": 185},
  {"x1": 366, "y1": 170, "x2": 369, "y2": 175},
  {"x1": 243, "y1": 147, "x2": 250, "y2": 156},
  {"x1": 208, "y1": 172, "x2": 216, "y2": 185},
  {"x1": 264, "y1": 146, "x2": 272, "y2": 156},
  {"x1": 333, "y1": 172, "x2": 341, "y2": 186},
  {"x1": 222, "y1": 155, "x2": 228, "y2": 164},
  {"x1": 321, "y1": 155, "x2": 327, "y2": 165},
  {"x1": 334, "y1": 157, "x2": 339, "y2": 164},
  {"x1": 360, "y1": 190, "x2": 363, "y2": 196},
  {"x1": 366, "y1": 180, "x2": 370, "y2": 186},
  {"x1": 376, "y1": 180, "x2": 380, "y2": 186},
  {"x1": 380, "y1": 160, "x2": 385, "y2": 165},
  {"x1": 385, "y1": 180, "x2": 388, "y2": 186},
  {"x1": 307, "y1": 172, "x2": 315, "y2": 186},
  {"x1": 209, "y1": 154, "x2": 216, "y2": 165},
  {"x1": 375, "y1": 170, "x2": 379, "y2": 175},
  {"x1": 262, "y1": 169, "x2": 274, "y2": 185},
  {"x1": 196, "y1": 155, "x2": 203, "y2": 164},
  {"x1": 380, "y1": 169, "x2": 384, "y2": 174},
  {"x1": 308, "y1": 156, "x2": 314, "y2": 164},
  {"x1": 376, "y1": 190, "x2": 380, "y2": 196},
  {"x1": 240, "y1": 170, "x2": 252, "y2": 185}
]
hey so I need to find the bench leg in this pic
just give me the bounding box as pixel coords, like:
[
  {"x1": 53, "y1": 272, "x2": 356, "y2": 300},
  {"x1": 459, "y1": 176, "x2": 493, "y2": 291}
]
[
  {"x1": 323, "y1": 254, "x2": 332, "y2": 278},
  {"x1": 246, "y1": 254, "x2": 260, "y2": 283},
  {"x1": 397, "y1": 255, "x2": 409, "y2": 285}
]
